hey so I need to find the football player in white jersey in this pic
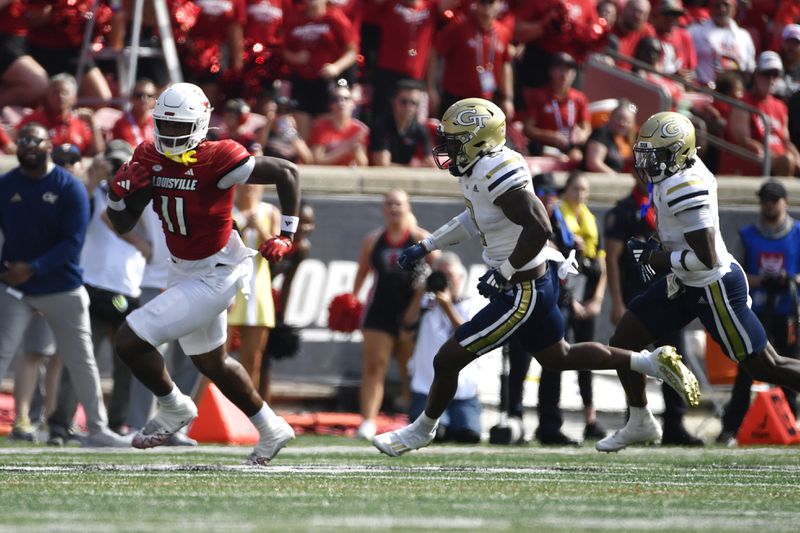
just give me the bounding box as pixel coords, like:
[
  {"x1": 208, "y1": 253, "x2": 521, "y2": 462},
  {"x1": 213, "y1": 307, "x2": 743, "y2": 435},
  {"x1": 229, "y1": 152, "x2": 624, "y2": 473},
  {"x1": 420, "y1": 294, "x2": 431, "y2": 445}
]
[
  {"x1": 598, "y1": 111, "x2": 800, "y2": 452},
  {"x1": 372, "y1": 98, "x2": 700, "y2": 457}
]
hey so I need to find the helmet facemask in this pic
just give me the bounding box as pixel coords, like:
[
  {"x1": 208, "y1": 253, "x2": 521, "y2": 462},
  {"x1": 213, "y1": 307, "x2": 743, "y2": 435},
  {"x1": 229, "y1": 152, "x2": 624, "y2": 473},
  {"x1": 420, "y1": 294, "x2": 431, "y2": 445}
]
[
  {"x1": 633, "y1": 144, "x2": 674, "y2": 183},
  {"x1": 154, "y1": 118, "x2": 204, "y2": 156},
  {"x1": 433, "y1": 127, "x2": 474, "y2": 176}
]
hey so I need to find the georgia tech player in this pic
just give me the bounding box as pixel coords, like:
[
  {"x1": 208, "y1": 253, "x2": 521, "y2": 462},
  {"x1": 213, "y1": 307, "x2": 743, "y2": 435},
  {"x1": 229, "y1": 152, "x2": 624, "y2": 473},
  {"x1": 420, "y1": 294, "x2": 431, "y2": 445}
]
[
  {"x1": 106, "y1": 83, "x2": 299, "y2": 465},
  {"x1": 372, "y1": 98, "x2": 700, "y2": 457},
  {"x1": 598, "y1": 111, "x2": 800, "y2": 451}
]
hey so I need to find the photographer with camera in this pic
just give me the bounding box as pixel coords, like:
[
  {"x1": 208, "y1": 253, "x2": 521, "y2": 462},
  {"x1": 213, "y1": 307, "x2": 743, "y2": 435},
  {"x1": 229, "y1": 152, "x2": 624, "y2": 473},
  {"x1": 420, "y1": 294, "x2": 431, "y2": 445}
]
[
  {"x1": 717, "y1": 180, "x2": 800, "y2": 444},
  {"x1": 402, "y1": 252, "x2": 482, "y2": 444}
]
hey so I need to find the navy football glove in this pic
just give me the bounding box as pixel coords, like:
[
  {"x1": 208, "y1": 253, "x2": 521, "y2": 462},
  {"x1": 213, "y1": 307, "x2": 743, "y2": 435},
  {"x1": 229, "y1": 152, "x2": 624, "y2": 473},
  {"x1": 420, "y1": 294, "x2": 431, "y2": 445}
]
[
  {"x1": 397, "y1": 242, "x2": 428, "y2": 271},
  {"x1": 626, "y1": 237, "x2": 661, "y2": 284},
  {"x1": 477, "y1": 268, "x2": 512, "y2": 299}
]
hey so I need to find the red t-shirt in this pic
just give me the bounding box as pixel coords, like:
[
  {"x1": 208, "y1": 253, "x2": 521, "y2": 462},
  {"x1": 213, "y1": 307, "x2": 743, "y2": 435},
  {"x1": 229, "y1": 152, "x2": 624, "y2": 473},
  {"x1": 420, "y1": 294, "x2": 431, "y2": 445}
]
[
  {"x1": 284, "y1": 6, "x2": 357, "y2": 80},
  {"x1": 614, "y1": 23, "x2": 657, "y2": 66},
  {"x1": 245, "y1": 0, "x2": 286, "y2": 48},
  {"x1": 436, "y1": 17, "x2": 511, "y2": 99},
  {"x1": 742, "y1": 92, "x2": 789, "y2": 157},
  {"x1": 191, "y1": 0, "x2": 247, "y2": 42},
  {"x1": 18, "y1": 110, "x2": 94, "y2": 154},
  {"x1": 514, "y1": 0, "x2": 602, "y2": 60},
  {"x1": 0, "y1": 1, "x2": 27, "y2": 37},
  {"x1": 377, "y1": 0, "x2": 437, "y2": 79},
  {"x1": 657, "y1": 26, "x2": 697, "y2": 75},
  {"x1": 112, "y1": 113, "x2": 155, "y2": 147},
  {"x1": 308, "y1": 116, "x2": 369, "y2": 166},
  {"x1": 26, "y1": 0, "x2": 94, "y2": 49},
  {"x1": 132, "y1": 140, "x2": 252, "y2": 260},
  {"x1": 523, "y1": 87, "x2": 590, "y2": 133}
]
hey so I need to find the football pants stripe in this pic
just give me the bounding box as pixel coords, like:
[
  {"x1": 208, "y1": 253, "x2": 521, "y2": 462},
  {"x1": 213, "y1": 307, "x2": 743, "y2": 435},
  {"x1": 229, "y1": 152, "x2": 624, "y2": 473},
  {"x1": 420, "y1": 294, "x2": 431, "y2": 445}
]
[
  {"x1": 707, "y1": 280, "x2": 749, "y2": 360},
  {"x1": 464, "y1": 280, "x2": 535, "y2": 354}
]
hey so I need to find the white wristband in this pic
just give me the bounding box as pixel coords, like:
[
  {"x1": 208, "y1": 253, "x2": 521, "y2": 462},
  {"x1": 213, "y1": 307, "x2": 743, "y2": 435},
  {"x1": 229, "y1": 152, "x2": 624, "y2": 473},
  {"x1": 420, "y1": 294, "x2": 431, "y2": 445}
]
[
  {"x1": 107, "y1": 196, "x2": 126, "y2": 211},
  {"x1": 499, "y1": 259, "x2": 517, "y2": 280},
  {"x1": 280, "y1": 215, "x2": 299, "y2": 233}
]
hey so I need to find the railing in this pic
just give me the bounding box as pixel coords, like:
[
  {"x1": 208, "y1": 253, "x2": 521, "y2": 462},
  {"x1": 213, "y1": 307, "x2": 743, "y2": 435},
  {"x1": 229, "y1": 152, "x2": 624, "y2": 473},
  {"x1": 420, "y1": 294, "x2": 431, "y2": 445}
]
[{"x1": 599, "y1": 48, "x2": 771, "y2": 177}]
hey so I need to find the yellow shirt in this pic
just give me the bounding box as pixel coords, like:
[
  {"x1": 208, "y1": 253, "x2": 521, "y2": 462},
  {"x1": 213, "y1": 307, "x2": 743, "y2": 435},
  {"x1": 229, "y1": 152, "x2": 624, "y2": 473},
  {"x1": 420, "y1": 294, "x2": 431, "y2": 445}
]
[{"x1": 558, "y1": 201, "x2": 605, "y2": 260}]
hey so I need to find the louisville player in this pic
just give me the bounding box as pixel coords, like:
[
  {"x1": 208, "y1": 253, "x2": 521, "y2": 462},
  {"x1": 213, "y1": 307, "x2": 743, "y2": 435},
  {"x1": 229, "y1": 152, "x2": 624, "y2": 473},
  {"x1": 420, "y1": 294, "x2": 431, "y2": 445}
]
[
  {"x1": 106, "y1": 83, "x2": 299, "y2": 465},
  {"x1": 372, "y1": 98, "x2": 700, "y2": 457}
]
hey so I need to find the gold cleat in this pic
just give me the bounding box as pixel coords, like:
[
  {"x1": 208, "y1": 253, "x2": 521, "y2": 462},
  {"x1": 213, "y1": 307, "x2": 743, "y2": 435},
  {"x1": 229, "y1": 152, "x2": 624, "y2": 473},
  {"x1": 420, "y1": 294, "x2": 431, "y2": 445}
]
[{"x1": 655, "y1": 346, "x2": 701, "y2": 408}]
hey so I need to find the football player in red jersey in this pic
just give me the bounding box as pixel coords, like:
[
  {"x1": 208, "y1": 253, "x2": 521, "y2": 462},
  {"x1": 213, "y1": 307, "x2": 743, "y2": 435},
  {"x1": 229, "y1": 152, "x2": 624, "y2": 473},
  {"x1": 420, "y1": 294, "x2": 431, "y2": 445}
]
[{"x1": 106, "y1": 82, "x2": 299, "y2": 465}]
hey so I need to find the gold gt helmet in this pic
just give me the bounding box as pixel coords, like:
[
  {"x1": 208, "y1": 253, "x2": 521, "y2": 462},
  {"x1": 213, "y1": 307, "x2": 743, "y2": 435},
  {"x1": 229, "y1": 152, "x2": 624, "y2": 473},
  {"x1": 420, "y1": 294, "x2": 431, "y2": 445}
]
[
  {"x1": 633, "y1": 111, "x2": 697, "y2": 183},
  {"x1": 433, "y1": 98, "x2": 506, "y2": 176}
]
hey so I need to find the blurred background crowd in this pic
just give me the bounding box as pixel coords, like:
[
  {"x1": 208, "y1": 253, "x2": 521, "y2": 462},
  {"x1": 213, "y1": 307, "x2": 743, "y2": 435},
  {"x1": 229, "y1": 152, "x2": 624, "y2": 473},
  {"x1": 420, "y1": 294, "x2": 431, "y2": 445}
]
[{"x1": 2, "y1": 0, "x2": 800, "y2": 449}]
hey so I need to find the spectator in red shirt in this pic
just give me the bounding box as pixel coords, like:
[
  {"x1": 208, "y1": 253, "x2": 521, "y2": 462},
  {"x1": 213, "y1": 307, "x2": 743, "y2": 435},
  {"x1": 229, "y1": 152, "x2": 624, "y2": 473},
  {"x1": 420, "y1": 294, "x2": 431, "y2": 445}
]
[
  {"x1": 613, "y1": 0, "x2": 656, "y2": 65},
  {"x1": 283, "y1": 0, "x2": 358, "y2": 139},
  {"x1": 522, "y1": 52, "x2": 591, "y2": 166},
  {"x1": 372, "y1": 0, "x2": 439, "y2": 122},
  {"x1": 0, "y1": 0, "x2": 48, "y2": 110},
  {"x1": 652, "y1": 0, "x2": 698, "y2": 84},
  {"x1": 308, "y1": 81, "x2": 369, "y2": 166},
  {"x1": 514, "y1": 0, "x2": 608, "y2": 89},
  {"x1": 180, "y1": 0, "x2": 247, "y2": 107},
  {"x1": 723, "y1": 51, "x2": 800, "y2": 176},
  {"x1": 26, "y1": 1, "x2": 112, "y2": 105},
  {"x1": 245, "y1": 0, "x2": 286, "y2": 50},
  {"x1": 18, "y1": 74, "x2": 103, "y2": 156},
  {"x1": 428, "y1": 0, "x2": 514, "y2": 118},
  {"x1": 111, "y1": 79, "x2": 157, "y2": 148}
]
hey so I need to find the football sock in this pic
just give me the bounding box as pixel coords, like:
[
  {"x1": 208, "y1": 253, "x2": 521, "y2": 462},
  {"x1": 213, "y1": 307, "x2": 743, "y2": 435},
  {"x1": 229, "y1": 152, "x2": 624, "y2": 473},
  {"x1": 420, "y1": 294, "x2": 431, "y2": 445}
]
[
  {"x1": 629, "y1": 406, "x2": 650, "y2": 424},
  {"x1": 157, "y1": 385, "x2": 181, "y2": 407},
  {"x1": 629, "y1": 349, "x2": 657, "y2": 376},
  {"x1": 415, "y1": 413, "x2": 439, "y2": 433},
  {"x1": 250, "y1": 402, "x2": 277, "y2": 435}
]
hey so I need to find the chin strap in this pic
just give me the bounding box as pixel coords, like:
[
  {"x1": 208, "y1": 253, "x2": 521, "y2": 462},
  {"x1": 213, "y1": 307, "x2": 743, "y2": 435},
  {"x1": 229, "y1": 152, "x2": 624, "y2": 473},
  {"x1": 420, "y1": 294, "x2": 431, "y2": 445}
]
[{"x1": 165, "y1": 149, "x2": 198, "y2": 166}]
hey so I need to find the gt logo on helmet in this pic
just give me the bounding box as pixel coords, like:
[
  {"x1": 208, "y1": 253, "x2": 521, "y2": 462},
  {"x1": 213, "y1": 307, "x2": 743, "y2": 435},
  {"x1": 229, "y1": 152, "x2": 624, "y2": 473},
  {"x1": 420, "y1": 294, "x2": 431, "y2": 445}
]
[
  {"x1": 454, "y1": 109, "x2": 491, "y2": 128},
  {"x1": 660, "y1": 120, "x2": 683, "y2": 138}
]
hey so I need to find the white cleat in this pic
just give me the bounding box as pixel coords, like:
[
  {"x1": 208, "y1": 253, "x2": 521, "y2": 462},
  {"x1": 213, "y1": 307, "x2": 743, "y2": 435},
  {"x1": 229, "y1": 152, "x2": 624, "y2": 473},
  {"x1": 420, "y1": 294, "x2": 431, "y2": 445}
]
[
  {"x1": 132, "y1": 393, "x2": 198, "y2": 449},
  {"x1": 372, "y1": 423, "x2": 436, "y2": 457},
  {"x1": 245, "y1": 416, "x2": 295, "y2": 466},
  {"x1": 596, "y1": 411, "x2": 662, "y2": 452},
  {"x1": 650, "y1": 346, "x2": 701, "y2": 408}
]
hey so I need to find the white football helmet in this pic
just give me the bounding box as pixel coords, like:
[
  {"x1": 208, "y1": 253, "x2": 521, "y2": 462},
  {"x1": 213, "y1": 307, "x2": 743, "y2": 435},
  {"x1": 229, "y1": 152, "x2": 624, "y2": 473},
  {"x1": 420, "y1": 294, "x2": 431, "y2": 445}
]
[{"x1": 152, "y1": 83, "x2": 212, "y2": 156}]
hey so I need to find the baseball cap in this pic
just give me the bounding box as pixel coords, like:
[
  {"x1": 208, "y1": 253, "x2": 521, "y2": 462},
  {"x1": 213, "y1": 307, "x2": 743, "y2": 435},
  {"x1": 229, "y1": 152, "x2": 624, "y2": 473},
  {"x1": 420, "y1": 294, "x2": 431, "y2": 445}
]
[
  {"x1": 756, "y1": 51, "x2": 783, "y2": 73},
  {"x1": 783, "y1": 24, "x2": 800, "y2": 42},
  {"x1": 52, "y1": 143, "x2": 81, "y2": 166},
  {"x1": 757, "y1": 180, "x2": 787, "y2": 200},
  {"x1": 659, "y1": 0, "x2": 685, "y2": 15},
  {"x1": 551, "y1": 52, "x2": 578, "y2": 69},
  {"x1": 105, "y1": 139, "x2": 134, "y2": 164}
]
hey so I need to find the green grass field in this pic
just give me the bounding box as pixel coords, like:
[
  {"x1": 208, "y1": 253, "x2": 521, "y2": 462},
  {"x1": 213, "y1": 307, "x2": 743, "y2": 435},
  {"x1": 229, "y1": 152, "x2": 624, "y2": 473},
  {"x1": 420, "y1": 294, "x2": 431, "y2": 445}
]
[{"x1": 1, "y1": 436, "x2": 799, "y2": 532}]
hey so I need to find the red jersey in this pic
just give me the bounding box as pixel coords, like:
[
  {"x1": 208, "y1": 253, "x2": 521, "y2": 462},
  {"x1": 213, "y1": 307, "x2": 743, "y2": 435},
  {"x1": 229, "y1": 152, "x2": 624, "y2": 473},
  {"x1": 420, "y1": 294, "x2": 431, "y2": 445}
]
[
  {"x1": 657, "y1": 26, "x2": 697, "y2": 75},
  {"x1": 614, "y1": 23, "x2": 657, "y2": 66},
  {"x1": 18, "y1": 110, "x2": 94, "y2": 154},
  {"x1": 191, "y1": 0, "x2": 247, "y2": 42},
  {"x1": 284, "y1": 6, "x2": 357, "y2": 80},
  {"x1": 514, "y1": 0, "x2": 604, "y2": 61},
  {"x1": 0, "y1": 1, "x2": 27, "y2": 37},
  {"x1": 26, "y1": 0, "x2": 94, "y2": 49},
  {"x1": 742, "y1": 92, "x2": 789, "y2": 157},
  {"x1": 308, "y1": 117, "x2": 368, "y2": 166},
  {"x1": 112, "y1": 113, "x2": 156, "y2": 147},
  {"x1": 245, "y1": 0, "x2": 285, "y2": 48},
  {"x1": 523, "y1": 87, "x2": 590, "y2": 133},
  {"x1": 436, "y1": 17, "x2": 511, "y2": 99},
  {"x1": 377, "y1": 0, "x2": 437, "y2": 79},
  {"x1": 133, "y1": 140, "x2": 252, "y2": 260}
]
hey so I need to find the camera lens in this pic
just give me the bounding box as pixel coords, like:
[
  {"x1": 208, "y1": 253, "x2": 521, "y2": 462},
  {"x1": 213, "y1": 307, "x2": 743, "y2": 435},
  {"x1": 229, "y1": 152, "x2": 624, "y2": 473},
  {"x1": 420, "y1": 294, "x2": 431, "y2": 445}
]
[{"x1": 425, "y1": 271, "x2": 448, "y2": 292}]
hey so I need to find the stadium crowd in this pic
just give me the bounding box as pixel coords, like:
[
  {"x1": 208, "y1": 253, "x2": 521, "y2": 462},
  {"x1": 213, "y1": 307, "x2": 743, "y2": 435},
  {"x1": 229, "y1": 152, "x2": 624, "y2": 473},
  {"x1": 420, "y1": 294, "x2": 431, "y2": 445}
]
[{"x1": 2, "y1": 0, "x2": 800, "y2": 451}]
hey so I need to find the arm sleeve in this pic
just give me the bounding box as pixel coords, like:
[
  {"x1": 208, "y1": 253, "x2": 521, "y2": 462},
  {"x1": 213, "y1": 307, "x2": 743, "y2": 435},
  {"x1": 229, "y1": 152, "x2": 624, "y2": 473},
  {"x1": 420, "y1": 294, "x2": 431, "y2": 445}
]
[
  {"x1": 423, "y1": 210, "x2": 479, "y2": 250},
  {"x1": 29, "y1": 178, "x2": 90, "y2": 276},
  {"x1": 674, "y1": 203, "x2": 714, "y2": 232}
]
